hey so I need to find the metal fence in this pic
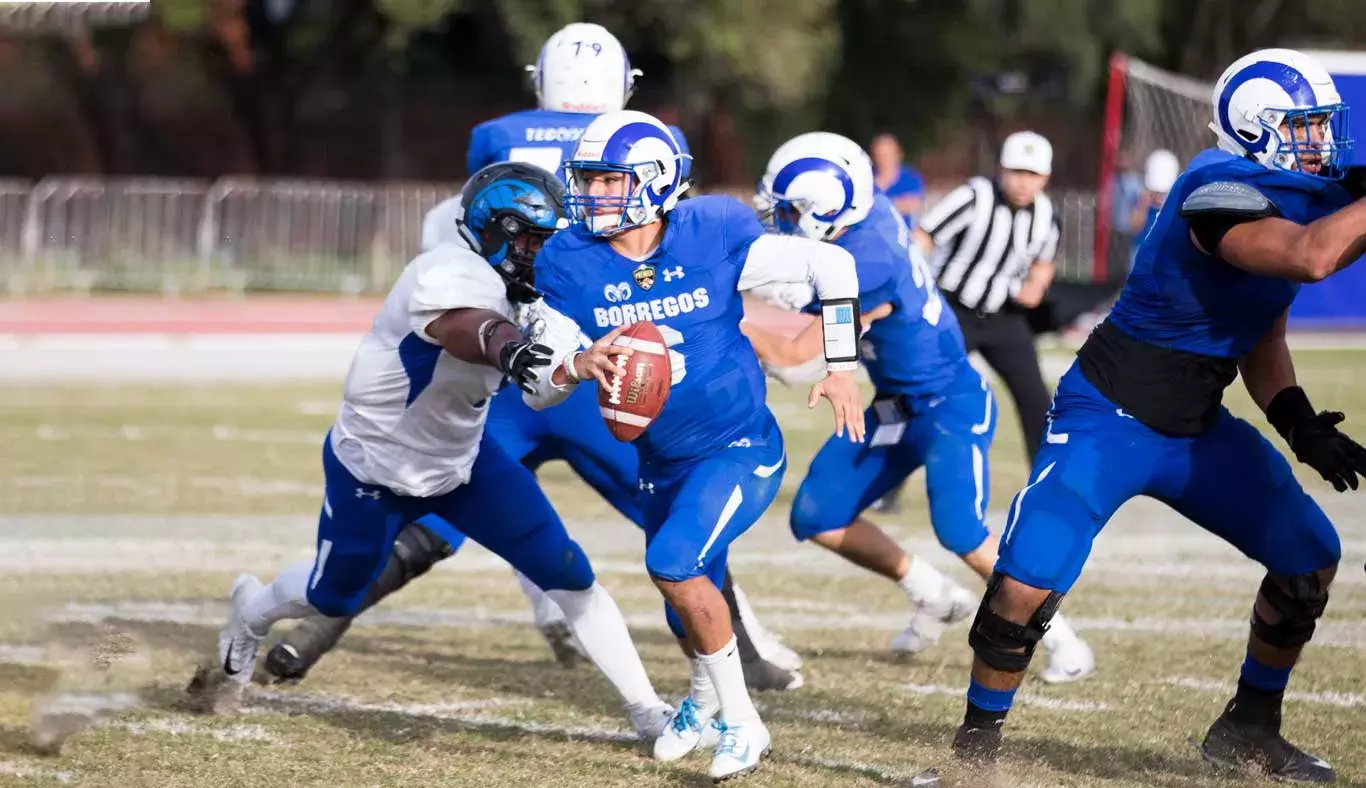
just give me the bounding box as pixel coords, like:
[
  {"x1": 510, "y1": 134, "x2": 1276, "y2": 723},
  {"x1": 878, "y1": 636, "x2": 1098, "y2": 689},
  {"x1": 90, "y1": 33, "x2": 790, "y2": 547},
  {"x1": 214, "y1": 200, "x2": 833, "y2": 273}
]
[{"x1": 0, "y1": 177, "x2": 1099, "y2": 295}]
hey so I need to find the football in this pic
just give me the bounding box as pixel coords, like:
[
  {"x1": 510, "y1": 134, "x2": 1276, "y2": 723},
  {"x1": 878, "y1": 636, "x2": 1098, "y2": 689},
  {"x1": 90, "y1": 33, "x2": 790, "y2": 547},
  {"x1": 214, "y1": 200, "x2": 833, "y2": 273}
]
[{"x1": 598, "y1": 321, "x2": 672, "y2": 442}]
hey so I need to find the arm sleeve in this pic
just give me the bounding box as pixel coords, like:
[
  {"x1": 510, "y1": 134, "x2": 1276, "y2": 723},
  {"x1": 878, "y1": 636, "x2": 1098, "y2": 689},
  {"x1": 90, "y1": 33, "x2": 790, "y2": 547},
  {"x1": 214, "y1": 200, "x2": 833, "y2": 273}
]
[
  {"x1": 520, "y1": 300, "x2": 592, "y2": 410},
  {"x1": 920, "y1": 181, "x2": 977, "y2": 243},
  {"x1": 737, "y1": 234, "x2": 859, "y2": 303},
  {"x1": 407, "y1": 251, "x2": 510, "y2": 341}
]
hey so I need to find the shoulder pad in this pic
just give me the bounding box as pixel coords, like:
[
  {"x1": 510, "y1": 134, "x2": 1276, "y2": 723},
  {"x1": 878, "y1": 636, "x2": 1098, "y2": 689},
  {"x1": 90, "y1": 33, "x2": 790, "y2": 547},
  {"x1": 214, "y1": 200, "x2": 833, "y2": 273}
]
[{"x1": 1179, "y1": 181, "x2": 1282, "y2": 220}]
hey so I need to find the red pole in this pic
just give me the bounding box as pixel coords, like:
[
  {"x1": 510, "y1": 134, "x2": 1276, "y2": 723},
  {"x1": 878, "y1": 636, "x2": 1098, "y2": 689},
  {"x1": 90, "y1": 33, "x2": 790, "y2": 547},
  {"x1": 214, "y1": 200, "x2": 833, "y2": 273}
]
[{"x1": 1095, "y1": 51, "x2": 1128, "y2": 283}]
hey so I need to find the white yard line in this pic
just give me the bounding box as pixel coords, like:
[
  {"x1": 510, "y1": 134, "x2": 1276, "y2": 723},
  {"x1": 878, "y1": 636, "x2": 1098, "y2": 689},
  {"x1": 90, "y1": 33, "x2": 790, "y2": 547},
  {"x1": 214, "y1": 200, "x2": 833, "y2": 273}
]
[
  {"x1": 1160, "y1": 676, "x2": 1366, "y2": 708},
  {"x1": 900, "y1": 683, "x2": 1111, "y2": 712}
]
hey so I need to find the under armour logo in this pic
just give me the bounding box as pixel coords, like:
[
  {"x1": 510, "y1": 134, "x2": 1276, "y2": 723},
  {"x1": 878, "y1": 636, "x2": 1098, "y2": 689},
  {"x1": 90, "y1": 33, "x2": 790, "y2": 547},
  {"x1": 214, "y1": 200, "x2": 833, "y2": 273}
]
[
  {"x1": 1115, "y1": 408, "x2": 1134, "y2": 419},
  {"x1": 661, "y1": 266, "x2": 685, "y2": 282},
  {"x1": 637, "y1": 479, "x2": 656, "y2": 494},
  {"x1": 604, "y1": 282, "x2": 632, "y2": 303},
  {"x1": 355, "y1": 487, "x2": 381, "y2": 500},
  {"x1": 727, "y1": 438, "x2": 752, "y2": 448}
]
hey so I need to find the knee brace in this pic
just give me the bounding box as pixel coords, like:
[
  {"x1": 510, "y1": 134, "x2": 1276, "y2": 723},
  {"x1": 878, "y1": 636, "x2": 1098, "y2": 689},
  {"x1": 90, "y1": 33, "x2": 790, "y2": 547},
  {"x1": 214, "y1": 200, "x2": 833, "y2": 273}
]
[
  {"x1": 967, "y1": 571, "x2": 1063, "y2": 673},
  {"x1": 360, "y1": 521, "x2": 455, "y2": 609},
  {"x1": 1251, "y1": 571, "x2": 1329, "y2": 649}
]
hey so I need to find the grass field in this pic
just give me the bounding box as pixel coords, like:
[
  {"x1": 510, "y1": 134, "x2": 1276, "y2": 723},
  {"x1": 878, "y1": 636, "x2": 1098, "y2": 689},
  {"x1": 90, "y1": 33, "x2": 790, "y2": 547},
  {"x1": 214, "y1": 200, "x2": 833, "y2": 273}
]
[{"x1": 1, "y1": 349, "x2": 1365, "y2": 787}]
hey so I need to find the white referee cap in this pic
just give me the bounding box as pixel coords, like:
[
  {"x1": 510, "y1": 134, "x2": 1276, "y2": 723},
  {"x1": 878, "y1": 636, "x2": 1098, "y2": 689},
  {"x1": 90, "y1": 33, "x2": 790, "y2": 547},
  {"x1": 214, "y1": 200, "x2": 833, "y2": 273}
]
[
  {"x1": 1144, "y1": 149, "x2": 1181, "y2": 194},
  {"x1": 999, "y1": 131, "x2": 1053, "y2": 176}
]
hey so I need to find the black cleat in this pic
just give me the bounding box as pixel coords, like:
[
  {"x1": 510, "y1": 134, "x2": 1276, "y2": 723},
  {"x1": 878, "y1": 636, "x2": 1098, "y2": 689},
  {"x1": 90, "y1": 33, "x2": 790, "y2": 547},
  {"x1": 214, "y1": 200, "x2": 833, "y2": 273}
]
[
  {"x1": 1200, "y1": 712, "x2": 1336, "y2": 783},
  {"x1": 952, "y1": 724, "x2": 1003, "y2": 764},
  {"x1": 262, "y1": 615, "x2": 354, "y2": 683},
  {"x1": 742, "y1": 655, "x2": 803, "y2": 692}
]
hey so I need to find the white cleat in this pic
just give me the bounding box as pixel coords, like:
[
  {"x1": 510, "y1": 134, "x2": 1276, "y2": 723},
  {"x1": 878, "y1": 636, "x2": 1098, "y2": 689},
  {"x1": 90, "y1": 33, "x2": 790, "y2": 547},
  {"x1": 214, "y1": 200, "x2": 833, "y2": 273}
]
[
  {"x1": 653, "y1": 697, "x2": 721, "y2": 762},
  {"x1": 892, "y1": 583, "x2": 976, "y2": 655},
  {"x1": 628, "y1": 702, "x2": 675, "y2": 740},
  {"x1": 708, "y1": 720, "x2": 771, "y2": 782},
  {"x1": 1038, "y1": 636, "x2": 1096, "y2": 684},
  {"x1": 217, "y1": 574, "x2": 265, "y2": 686}
]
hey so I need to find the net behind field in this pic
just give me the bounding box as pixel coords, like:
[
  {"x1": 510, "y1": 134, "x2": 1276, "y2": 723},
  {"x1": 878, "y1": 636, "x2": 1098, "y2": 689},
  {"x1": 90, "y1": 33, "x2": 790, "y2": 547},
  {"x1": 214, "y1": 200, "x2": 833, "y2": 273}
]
[{"x1": 1121, "y1": 57, "x2": 1215, "y2": 173}]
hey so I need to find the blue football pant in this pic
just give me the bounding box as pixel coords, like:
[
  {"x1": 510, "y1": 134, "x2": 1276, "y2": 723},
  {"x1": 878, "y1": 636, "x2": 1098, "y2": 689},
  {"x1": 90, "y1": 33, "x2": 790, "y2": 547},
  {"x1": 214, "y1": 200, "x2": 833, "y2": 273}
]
[
  {"x1": 996, "y1": 369, "x2": 1341, "y2": 593},
  {"x1": 640, "y1": 415, "x2": 787, "y2": 638},
  {"x1": 791, "y1": 369, "x2": 997, "y2": 556},
  {"x1": 307, "y1": 431, "x2": 594, "y2": 617}
]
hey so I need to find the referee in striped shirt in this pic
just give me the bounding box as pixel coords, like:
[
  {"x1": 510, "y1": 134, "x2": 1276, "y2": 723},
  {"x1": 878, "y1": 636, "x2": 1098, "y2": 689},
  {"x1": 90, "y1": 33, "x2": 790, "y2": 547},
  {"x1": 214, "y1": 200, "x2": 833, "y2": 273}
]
[{"x1": 915, "y1": 131, "x2": 1060, "y2": 464}]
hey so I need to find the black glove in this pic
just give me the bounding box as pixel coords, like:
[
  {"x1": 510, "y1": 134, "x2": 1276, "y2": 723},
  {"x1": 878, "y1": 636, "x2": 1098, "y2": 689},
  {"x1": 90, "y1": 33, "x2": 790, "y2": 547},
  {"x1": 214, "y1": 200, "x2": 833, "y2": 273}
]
[
  {"x1": 497, "y1": 339, "x2": 554, "y2": 395},
  {"x1": 1268, "y1": 386, "x2": 1366, "y2": 492}
]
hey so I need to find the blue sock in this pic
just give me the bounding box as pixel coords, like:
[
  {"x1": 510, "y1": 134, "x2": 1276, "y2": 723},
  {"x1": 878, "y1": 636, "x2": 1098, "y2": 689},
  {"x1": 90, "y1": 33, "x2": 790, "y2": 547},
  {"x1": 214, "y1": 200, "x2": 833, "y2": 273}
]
[
  {"x1": 967, "y1": 677, "x2": 1018, "y2": 713},
  {"x1": 1240, "y1": 649, "x2": 1293, "y2": 693}
]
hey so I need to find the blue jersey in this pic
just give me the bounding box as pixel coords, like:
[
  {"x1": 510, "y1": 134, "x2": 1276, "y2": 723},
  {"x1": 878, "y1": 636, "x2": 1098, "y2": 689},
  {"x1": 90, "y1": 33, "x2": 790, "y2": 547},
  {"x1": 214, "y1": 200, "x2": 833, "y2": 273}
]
[
  {"x1": 1109, "y1": 149, "x2": 1354, "y2": 358},
  {"x1": 836, "y1": 194, "x2": 970, "y2": 400},
  {"x1": 467, "y1": 109, "x2": 691, "y2": 178},
  {"x1": 536, "y1": 195, "x2": 770, "y2": 465}
]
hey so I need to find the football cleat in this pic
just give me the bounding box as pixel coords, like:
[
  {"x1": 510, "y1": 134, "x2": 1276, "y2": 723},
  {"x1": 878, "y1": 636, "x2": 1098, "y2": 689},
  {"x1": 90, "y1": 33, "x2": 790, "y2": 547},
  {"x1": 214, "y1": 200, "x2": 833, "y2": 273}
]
[
  {"x1": 708, "y1": 720, "x2": 771, "y2": 781},
  {"x1": 1201, "y1": 711, "x2": 1336, "y2": 783},
  {"x1": 217, "y1": 574, "x2": 265, "y2": 687},
  {"x1": 654, "y1": 697, "x2": 721, "y2": 762}
]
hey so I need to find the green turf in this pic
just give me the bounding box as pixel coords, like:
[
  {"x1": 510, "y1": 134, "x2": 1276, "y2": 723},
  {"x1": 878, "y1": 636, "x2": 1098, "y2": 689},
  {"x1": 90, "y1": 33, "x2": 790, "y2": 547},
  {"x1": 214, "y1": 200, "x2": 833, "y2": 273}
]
[{"x1": 1, "y1": 350, "x2": 1365, "y2": 786}]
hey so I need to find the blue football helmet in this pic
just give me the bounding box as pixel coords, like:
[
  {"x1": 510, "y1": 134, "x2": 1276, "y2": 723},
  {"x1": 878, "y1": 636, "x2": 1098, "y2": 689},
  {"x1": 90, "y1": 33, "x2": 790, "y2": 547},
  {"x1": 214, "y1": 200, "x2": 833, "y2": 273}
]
[{"x1": 458, "y1": 162, "x2": 569, "y2": 302}]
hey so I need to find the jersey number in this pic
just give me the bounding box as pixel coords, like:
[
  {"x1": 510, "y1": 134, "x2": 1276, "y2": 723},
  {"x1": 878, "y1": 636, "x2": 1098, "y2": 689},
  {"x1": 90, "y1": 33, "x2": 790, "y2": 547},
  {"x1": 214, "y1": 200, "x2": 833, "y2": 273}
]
[
  {"x1": 890, "y1": 202, "x2": 943, "y2": 326},
  {"x1": 507, "y1": 146, "x2": 564, "y2": 175}
]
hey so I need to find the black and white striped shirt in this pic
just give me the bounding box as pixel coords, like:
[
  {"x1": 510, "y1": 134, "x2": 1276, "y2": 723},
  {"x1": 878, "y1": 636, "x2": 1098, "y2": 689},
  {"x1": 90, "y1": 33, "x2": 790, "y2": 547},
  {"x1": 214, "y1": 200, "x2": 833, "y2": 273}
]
[{"x1": 919, "y1": 176, "x2": 1060, "y2": 314}]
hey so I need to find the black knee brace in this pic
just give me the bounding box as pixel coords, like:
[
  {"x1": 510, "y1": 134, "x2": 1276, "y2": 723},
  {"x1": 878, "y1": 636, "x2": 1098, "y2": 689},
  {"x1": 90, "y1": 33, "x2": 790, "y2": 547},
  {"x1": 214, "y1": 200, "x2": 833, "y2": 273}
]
[
  {"x1": 968, "y1": 571, "x2": 1064, "y2": 673},
  {"x1": 1251, "y1": 571, "x2": 1329, "y2": 649},
  {"x1": 359, "y1": 521, "x2": 456, "y2": 609}
]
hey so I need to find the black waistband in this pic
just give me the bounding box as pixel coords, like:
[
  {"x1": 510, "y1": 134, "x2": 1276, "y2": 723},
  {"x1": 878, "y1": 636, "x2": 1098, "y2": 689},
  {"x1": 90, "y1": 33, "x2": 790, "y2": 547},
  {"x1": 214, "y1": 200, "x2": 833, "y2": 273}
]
[{"x1": 1076, "y1": 320, "x2": 1239, "y2": 436}]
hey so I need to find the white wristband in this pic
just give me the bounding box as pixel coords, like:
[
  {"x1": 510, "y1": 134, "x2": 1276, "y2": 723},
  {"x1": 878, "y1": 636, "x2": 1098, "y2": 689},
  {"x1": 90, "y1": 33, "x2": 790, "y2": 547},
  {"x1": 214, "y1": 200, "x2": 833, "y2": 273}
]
[
  {"x1": 562, "y1": 351, "x2": 584, "y2": 383},
  {"x1": 826, "y1": 361, "x2": 860, "y2": 373}
]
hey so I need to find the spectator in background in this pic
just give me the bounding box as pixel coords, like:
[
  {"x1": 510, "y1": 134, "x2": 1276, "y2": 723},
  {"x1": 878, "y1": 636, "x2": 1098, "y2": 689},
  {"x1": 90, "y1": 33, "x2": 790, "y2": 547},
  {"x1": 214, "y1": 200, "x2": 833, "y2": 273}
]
[
  {"x1": 870, "y1": 132, "x2": 926, "y2": 225},
  {"x1": 1107, "y1": 150, "x2": 1144, "y2": 277},
  {"x1": 1137, "y1": 149, "x2": 1180, "y2": 247}
]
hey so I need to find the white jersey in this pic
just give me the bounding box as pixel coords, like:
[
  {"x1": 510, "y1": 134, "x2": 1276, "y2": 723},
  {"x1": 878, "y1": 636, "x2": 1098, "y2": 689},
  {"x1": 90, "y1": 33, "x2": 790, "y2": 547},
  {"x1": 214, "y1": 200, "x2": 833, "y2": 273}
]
[{"x1": 330, "y1": 242, "x2": 585, "y2": 498}]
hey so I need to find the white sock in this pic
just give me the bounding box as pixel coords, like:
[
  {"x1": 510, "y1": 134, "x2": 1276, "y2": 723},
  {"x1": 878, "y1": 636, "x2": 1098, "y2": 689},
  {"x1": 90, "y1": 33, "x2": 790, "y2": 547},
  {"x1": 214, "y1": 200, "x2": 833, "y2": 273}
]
[
  {"x1": 515, "y1": 569, "x2": 566, "y2": 628},
  {"x1": 1042, "y1": 612, "x2": 1079, "y2": 652},
  {"x1": 242, "y1": 560, "x2": 317, "y2": 637},
  {"x1": 696, "y1": 636, "x2": 760, "y2": 726},
  {"x1": 688, "y1": 657, "x2": 720, "y2": 714},
  {"x1": 898, "y1": 556, "x2": 946, "y2": 606},
  {"x1": 546, "y1": 584, "x2": 661, "y2": 710}
]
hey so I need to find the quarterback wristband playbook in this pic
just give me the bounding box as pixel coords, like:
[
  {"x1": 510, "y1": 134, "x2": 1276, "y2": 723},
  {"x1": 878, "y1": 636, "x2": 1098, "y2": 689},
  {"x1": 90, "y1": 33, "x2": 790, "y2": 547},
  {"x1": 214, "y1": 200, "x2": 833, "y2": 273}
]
[
  {"x1": 1266, "y1": 385, "x2": 1316, "y2": 442},
  {"x1": 821, "y1": 297, "x2": 861, "y2": 373}
]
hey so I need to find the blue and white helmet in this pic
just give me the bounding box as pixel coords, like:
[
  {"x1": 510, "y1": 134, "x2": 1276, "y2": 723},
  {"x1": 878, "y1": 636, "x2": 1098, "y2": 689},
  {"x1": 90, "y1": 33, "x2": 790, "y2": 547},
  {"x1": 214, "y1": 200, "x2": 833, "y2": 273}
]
[
  {"x1": 1210, "y1": 48, "x2": 1353, "y2": 179},
  {"x1": 755, "y1": 132, "x2": 875, "y2": 241},
  {"x1": 526, "y1": 23, "x2": 641, "y2": 114},
  {"x1": 563, "y1": 110, "x2": 691, "y2": 235}
]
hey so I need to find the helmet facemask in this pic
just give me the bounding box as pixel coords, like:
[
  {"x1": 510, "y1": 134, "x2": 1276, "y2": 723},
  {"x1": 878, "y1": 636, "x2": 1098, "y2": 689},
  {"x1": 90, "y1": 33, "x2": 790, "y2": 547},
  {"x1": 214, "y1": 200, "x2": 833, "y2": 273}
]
[
  {"x1": 481, "y1": 211, "x2": 556, "y2": 303},
  {"x1": 1257, "y1": 104, "x2": 1354, "y2": 179},
  {"x1": 564, "y1": 160, "x2": 665, "y2": 236}
]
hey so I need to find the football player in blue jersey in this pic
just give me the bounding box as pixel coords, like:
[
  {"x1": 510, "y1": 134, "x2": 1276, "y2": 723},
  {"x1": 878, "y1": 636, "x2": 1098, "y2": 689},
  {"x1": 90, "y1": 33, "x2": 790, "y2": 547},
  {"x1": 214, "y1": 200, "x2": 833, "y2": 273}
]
[
  {"x1": 263, "y1": 22, "x2": 802, "y2": 691},
  {"x1": 532, "y1": 109, "x2": 865, "y2": 780},
  {"x1": 742, "y1": 132, "x2": 1094, "y2": 682},
  {"x1": 944, "y1": 48, "x2": 1366, "y2": 783}
]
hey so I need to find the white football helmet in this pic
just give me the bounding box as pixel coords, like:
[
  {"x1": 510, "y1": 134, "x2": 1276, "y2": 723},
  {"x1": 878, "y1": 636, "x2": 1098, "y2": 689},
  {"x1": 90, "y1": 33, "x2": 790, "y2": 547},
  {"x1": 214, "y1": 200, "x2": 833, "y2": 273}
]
[
  {"x1": 1143, "y1": 149, "x2": 1180, "y2": 194},
  {"x1": 563, "y1": 110, "x2": 690, "y2": 235},
  {"x1": 526, "y1": 23, "x2": 641, "y2": 114},
  {"x1": 1209, "y1": 48, "x2": 1353, "y2": 179},
  {"x1": 755, "y1": 131, "x2": 875, "y2": 241}
]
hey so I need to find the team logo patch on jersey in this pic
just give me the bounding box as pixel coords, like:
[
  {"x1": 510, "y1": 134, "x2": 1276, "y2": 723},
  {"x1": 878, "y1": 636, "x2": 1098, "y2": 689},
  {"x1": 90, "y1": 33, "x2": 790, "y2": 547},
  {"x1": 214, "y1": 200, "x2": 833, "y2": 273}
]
[
  {"x1": 633, "y1": 263, "x2": 656, "y2": 291},
  {"x1": 604, "y1": 282, "x2": 632, "y2": 303}
]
